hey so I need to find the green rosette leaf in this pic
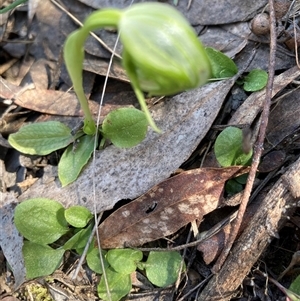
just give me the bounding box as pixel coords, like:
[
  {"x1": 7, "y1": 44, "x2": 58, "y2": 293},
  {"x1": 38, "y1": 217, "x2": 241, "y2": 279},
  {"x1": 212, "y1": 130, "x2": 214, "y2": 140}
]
[
  {"x1": 8, "y1": 121, "x2": 74, "y2": 155},
  {"x1": 14, "y1": 198, "x2": 69, "y2": 245}
]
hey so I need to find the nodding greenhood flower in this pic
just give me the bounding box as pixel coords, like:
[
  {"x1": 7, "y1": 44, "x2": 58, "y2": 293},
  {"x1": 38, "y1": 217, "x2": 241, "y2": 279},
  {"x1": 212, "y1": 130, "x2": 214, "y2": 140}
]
[
  {"x1": 64, "y1": 2, "x2": 211, "y2": 134},
  {"x1": 119, "y1": 3, "x2": 211, "y2": 96}
]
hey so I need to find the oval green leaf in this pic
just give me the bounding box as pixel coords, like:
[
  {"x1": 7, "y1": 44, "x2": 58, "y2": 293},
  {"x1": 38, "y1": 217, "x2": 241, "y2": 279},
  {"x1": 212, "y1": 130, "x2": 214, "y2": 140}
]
[
  {"x1": 86, "y1": 248, "x2": 108, "y2": 274},
  {"x1": 8, "y1": 121, "x2": 73, "y2": 155},
  {"x1": 23, "y1": 241, "x2": 65, "y2": 279},
  {"x1": 58, "y1": 134, "x2": 96, "y2": 187},
  {"x1": 144, "y1": 251, "x2": 184, "y2": 287},
  {"x1": 106, "y1": 249, "x2": 143, "y2": 275},
  {"x1": 97, "y1": 267, "x2": 131, "y2": 301},
  {"x1": 225, "y1": 179, "x2": 244, "y2": 195},
  {"x1": 102, "y1": 107, "x2": 148, "y2": 148},
  {"x1": 243, "y1": 69, "x2": 268, "y2": 92},
  {"x1": 205, "y1": 47, "x2": 238, "y2": 79},
  {"x1": 214, "y1": 126, "x2": 253, "y2": 167},
  {"x1": 64, "y1": 206, "x2": 93, "y2": 228},
  {"x1": 14, "y1": 198, "x2": 69, "y2": 244}
]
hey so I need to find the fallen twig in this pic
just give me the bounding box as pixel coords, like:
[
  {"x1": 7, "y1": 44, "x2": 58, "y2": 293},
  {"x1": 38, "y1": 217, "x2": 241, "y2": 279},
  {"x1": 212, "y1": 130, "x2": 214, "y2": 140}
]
[{"x1": 212, "y1": 0, "x2": 277, "y2": 273}]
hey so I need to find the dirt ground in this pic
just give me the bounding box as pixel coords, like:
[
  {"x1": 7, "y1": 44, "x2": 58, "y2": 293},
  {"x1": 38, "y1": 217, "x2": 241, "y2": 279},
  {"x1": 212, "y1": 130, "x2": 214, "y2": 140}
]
[{"x1": 1, "y1": 0, "x2": 300, "y2": 300}]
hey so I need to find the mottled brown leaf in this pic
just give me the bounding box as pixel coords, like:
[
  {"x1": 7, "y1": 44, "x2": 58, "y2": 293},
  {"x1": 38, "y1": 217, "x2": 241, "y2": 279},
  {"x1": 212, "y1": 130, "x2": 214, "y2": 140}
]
[{"x1": 98, "y1": 166, "x2": 248, "y2": 249}]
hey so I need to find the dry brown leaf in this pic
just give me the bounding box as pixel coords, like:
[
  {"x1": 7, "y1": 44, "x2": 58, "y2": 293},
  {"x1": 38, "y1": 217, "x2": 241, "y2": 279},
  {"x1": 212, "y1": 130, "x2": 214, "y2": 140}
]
[
  {"x1": 98, "y1": 166, "x2": 248, "y2": 249},
  {"x1": 265, "y1": 88, "x2": 300, "y2": 152},
  {"x1": 0, "y1": 77, "x2": 98, "y2": 117},
  {"x1": 1, "y1": 77, "x2": 134, "y2": 123},
  {"x1": 197, "y1": 199, "x2": 260, "y2": 264}
]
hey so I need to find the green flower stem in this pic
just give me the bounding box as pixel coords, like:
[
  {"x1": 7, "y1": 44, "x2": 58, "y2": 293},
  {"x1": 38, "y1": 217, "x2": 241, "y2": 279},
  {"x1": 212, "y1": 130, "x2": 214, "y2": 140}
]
[
  {"x1": 132, "y1": 87, "x2": 161, "y2": 133},
  {"x1": 63, "y1": 9, "x2": 122, "y2": 135},
  {"x1": 122, "y1": 51, "x2": 161, "y2": 133},
  {"x1": 0, "y1": 0, "x2": 28, "y2": 14}
]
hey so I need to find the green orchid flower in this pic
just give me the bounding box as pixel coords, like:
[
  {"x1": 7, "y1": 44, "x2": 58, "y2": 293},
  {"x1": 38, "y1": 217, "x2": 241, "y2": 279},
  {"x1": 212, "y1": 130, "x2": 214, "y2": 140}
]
[{"x1": 64, "y1": 2, "x2": 211, "y2": 134}]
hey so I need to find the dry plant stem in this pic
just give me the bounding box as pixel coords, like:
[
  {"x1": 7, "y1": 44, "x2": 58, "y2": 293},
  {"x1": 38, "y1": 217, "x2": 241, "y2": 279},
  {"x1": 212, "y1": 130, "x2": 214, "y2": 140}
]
[
  {"x1": 177, "y1": 275, "x2": 213, "y2": 301},
  {"x1": 293, "y1": 14, "x2": 300, "y2": 68},
  {"x1": 284, "y1": 0, "x2": 297, "y2": 29},
  {"x1": 71, "y1": 214, "x2": 102, "y2": 280},
  {"x1": 135, "y1": 212, "x2": 237, "y2": 252},
  {"x1": 212, "y1": 0, "x2": 277, "y2": 273}
]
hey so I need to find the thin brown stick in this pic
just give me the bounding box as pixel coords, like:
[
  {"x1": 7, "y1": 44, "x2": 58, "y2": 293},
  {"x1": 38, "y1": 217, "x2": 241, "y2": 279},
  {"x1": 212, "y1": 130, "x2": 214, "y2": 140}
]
[
  {"x1": 293, "y1": 14, "x2": 300, "y2": 68},
  {"x1": 212, "y1": 0, "x2": 277, "y2": 273}
]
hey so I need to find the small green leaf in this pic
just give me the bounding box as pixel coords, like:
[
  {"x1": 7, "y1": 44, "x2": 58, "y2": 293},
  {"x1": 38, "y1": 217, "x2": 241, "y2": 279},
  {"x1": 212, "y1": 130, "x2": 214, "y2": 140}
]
[
  {"x1": 14, "y1": 198, "x2": 69, "y2": 244},
  {"x1": 64, "y1": 206, "x2": 93, "y2": 228},
  {"x1": 225, "y1": 179, "x2": 243, "y2": 195},
  {"x1": 58, "y1": 134, "x2": 96, "y2": 187},
  {"x1": 214, "y1": 126, "x2": 253, "y2": 167},
  {"x1": 144, "y1": 251, "x2": 184, "y2": 287},
  {"x1": 98, "y1": 267, "x2": 131, "y2": 301},
  {"x1": 102, "y1": 108, "x2": 148, "y2": 148},
  {"x1": 8, "y1": 121, "x2": 74, "y2": 155},
  {"x1": 63, "y1": 223, "x2": 93, "y2": 251},
  {"x1": 106, "y1": 249, "x2": 143, "y2": 274},
  {"x1": 235, "y1": 173, "x2": 248, "y2": 184},
  {"x1": 23, "y1": 241, "x2": 64, "y2": 279},
  {"x1": 205, "y1": 47, "x2": 238, "y2": 79},
  {"x1": 243, "y1": 69, "x2": 268, "y2": 92},
  {"x1": 86, "y1": 248, "x2": 108, "y2": 274}
]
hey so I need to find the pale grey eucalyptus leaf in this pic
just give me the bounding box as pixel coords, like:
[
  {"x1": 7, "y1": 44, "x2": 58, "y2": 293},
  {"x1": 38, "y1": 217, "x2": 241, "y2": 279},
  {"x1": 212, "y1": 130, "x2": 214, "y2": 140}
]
[
  {"x1": 18, "y1": 78, "x2": 236, "y2": 212},
  {"x1": 0, "y1": 192, "x2": 26, "y2": 289}
]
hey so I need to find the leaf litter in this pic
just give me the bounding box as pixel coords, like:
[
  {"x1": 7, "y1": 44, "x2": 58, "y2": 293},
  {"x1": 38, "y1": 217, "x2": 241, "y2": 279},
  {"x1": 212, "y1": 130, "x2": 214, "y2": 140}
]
[
  {"x1": 1, "y1": 0, "x2": 300, "y2": 299},
  {"x1": 17, "y1": 77, "x2": 238, "y2": 212}
]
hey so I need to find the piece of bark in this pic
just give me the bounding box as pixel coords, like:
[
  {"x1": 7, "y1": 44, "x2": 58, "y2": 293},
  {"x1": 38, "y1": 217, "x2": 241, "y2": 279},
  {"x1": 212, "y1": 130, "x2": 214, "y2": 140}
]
[{"x1": 198, "y1": 156, "x2": 300, "y2": 300}]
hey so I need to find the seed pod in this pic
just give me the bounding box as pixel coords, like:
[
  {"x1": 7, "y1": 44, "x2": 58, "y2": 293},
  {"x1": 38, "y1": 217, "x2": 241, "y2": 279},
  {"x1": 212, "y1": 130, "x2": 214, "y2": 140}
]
[
  {"x1": 251, "y1": 13, "x2": 270, "y2": 36},
  {"x1": 119, "y1": 3, "x2": 211, "y2": 96}
]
